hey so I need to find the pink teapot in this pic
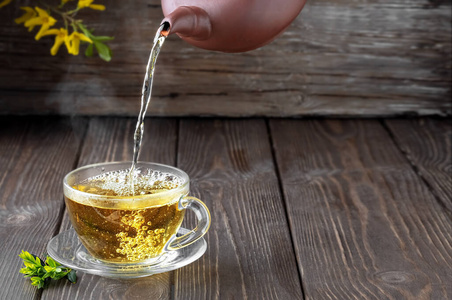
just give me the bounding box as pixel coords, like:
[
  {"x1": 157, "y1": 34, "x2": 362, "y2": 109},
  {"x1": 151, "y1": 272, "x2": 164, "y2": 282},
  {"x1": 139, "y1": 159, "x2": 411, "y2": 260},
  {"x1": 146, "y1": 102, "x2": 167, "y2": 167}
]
[{"x1": 160, "y1": 0, "x2": 307, "y2": 52}]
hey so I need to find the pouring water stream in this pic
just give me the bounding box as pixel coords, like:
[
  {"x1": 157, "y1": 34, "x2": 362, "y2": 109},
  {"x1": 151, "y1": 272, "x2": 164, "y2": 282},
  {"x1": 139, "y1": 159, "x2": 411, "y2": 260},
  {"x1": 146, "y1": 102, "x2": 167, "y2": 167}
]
[{"x1": 129, "y1": 22, "x2": 170, "y2": 194}]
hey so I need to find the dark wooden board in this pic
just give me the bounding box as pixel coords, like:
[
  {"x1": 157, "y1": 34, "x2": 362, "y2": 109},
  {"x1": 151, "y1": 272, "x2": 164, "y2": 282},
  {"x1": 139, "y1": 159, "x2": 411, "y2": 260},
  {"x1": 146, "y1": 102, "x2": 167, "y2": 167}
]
[
  {"x1": 0, "y1": 117, "x2": 86, "y2": 300},
  {"x1": 384, "y1": 118, "x2": 452, "y2": 212},
  {"x1": 41, "y1": 117, "x2": 178, "y2": 300},
  {"x1": 270, "y1": 119, "x2": 452, "y2": 299},
  {"x1": 0, "y1": 0, "x2": 450, "y2": 116},
  {"x1": 174, "y1": 119, "x2": 303, "y2": 299}
]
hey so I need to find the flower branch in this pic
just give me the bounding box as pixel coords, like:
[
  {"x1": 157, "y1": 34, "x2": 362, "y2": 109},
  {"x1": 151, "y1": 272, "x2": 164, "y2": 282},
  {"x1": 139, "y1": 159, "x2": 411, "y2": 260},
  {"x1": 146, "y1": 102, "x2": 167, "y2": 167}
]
[{"x1": 1, "y1": 0, "x2": 114, "y2": 61}]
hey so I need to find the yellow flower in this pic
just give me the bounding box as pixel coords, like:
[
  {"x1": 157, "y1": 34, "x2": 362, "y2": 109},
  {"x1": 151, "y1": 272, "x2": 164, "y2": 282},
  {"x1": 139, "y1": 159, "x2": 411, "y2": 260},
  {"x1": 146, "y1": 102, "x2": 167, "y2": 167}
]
[
  {"x1": 77, "y1": 0, "x2": 105, "y2": 11},
  {"x1": 24, "y1": 7, "x2": 57, "y2": 40},
  {"x1": 15, "y1": 7, "x2": 38, "y2": 32},
  {"x1": 67, "y1": 31, "x2": 92, "y2": 55},
  {"x1": 42, "y1": 28, "x2": 70, "y2": 55},
  {"x1": 0, "y1": 0, "x2": 12, "y2": 9}
]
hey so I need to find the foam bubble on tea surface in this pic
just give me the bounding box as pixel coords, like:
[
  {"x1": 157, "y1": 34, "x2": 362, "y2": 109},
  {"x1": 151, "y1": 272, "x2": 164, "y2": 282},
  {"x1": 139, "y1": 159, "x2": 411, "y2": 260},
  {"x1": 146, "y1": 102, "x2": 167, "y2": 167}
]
[{"x1": 74, "y1": 169, "x2": 183, "y2": 197}]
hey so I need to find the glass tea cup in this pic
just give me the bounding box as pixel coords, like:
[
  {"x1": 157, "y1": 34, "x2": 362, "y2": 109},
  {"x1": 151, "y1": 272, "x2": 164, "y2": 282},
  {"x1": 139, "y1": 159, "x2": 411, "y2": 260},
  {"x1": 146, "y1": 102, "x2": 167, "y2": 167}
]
[{"x1": 63, "y1": 162, "x2": 210, "y2": 264}]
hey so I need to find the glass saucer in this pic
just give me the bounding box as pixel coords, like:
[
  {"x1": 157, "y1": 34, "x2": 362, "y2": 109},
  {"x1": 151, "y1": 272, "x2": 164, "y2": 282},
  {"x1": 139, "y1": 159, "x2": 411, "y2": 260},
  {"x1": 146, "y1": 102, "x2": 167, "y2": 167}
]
[{"x1": 47, "y1": 228, "x2": 207, "y2": 279}]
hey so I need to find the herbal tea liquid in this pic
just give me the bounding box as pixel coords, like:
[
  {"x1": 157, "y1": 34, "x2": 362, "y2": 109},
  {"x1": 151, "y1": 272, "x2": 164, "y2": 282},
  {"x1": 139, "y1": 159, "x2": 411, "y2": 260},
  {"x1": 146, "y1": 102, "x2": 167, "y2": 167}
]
[{"x1": 66, "y1": 170, "x2": 185, "y2": 263}]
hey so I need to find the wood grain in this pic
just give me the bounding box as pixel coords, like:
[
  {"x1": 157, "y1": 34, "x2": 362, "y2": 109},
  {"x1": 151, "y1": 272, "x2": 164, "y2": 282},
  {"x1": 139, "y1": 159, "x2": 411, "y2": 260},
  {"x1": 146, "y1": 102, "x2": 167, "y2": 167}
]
[
  {"x1": 270, "y1": 119, "x2": 452, "y2": 299},
  {"x1": 41, "y1": 117, "x2": 178, "y2": 300},
  {"x1": 0, "y1": 117, "x2": 85, "y2": 300},
  {"x1": 384, "y1": 118, "x2": 452, "y2": 212},
  {"x1": 174, "y1": 119, "x2": 303, "y2": 299},
  {"x1": 0, "y1": 0, "x2": 450, "y2": 116}
]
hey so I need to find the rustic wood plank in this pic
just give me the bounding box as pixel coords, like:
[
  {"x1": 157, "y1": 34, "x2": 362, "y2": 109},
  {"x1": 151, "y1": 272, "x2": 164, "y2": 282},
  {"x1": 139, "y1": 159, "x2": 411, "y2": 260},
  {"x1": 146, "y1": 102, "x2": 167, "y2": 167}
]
[
  {"x1": 174, "y1": 119, "x2": 303, "y2": 299},
  {"x1": 0, "y1": 0, "x2": 450, "y2": 116},
  {"x1": 270, "y1": 119, "x2": 452, "y2": 299},
  {"x1": 41, "y1": 117, "x2": 178, "y2": 300},
  {"x1": 384, "y1": 118, "x2": 452, "y2": 212},
  {"x1": 0, "y1": 116, "x2": 86, "y2": 300}
]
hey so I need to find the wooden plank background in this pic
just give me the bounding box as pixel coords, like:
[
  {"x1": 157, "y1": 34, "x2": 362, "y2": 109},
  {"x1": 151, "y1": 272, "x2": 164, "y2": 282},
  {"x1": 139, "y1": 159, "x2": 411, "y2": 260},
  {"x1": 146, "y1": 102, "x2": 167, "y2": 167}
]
[
  {"x1": 0, "y1": 117, "x2": 85, "y2": 300},
  {"x1": 0, "y1": 117, "x2": 450, "y2": 299},
  {"x1": 0, "y1": 0, "x2": 451, "y2": 116},
  {"x1": 270, "y1": 119, "x2": 452, "y2": 299},
  {"x1": 385, "y1": 118, "x2": 452, "y2": 211},
  {"x1": 174, "y1": 120, "x2": 302, "y2": 299}
]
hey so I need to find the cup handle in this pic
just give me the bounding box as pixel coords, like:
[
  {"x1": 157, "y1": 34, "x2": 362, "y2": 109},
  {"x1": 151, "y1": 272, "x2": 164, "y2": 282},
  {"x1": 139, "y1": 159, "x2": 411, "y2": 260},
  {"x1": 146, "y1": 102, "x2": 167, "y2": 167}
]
[{"x1": 165, "y1": 196, "x2": 211, "y2": 251}]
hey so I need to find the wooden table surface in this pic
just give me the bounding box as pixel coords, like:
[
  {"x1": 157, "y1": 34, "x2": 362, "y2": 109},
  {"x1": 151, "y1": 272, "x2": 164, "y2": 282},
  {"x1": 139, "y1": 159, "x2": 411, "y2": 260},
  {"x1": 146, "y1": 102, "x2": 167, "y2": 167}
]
[{"x1": 0, "y1": 116, "x2": 450, "y2": 300}]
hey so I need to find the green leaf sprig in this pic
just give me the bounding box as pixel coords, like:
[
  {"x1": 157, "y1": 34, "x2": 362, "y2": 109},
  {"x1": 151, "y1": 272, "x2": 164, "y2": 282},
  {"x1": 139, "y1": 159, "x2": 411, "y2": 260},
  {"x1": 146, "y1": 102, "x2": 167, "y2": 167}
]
[
  {"x1": 79, "y1": 23, "x2": 114, "y2": 62},
  {"x1": 19, "y1": 250, "x2": 76, "y2": 289}
]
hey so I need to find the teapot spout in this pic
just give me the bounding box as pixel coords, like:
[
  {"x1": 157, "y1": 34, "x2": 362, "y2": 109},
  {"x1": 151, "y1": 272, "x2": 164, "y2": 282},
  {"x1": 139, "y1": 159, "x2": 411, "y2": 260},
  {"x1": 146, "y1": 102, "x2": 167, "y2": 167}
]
[{"x1": 161, "y1": 6, "x2": 212, "y2": 40}]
